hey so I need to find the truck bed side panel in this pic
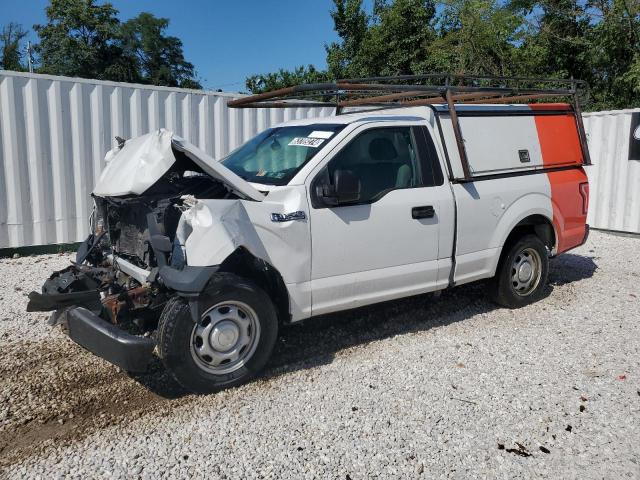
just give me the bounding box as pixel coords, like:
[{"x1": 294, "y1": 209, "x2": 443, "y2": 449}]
[
  {"x1": 442, "y1": 103, "x2": 589, "y2": 284},
  {"x1": 546, "y1": 168, "x2": 589, "y2": 253},
  {"x1": 452, "y1": 174, "x2": 553, "y2": 285},
  {"x1": 456, "y1": 115, "x2": 544, "y2": 174},
  {"x1": 531, "y1": 105, "x2": 588, "y2": 253}
]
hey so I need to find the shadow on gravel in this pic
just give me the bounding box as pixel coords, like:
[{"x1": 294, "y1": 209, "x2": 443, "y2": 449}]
[
  {"x1": 136, "y1": 253, "x2": 598, "y2": 398},
  {"x1": 548, "y1": 253, "x2": 598, "y2": 286},
  {"x1": 129, "y1": 360, "x2": 191, "y2": 399},
  {"x1": 0, "y1": 252, "x2": 598, "y2": 468}
]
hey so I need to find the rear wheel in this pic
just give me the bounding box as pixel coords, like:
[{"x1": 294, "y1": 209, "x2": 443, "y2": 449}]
[
  {"x1": 157, "y1": 274, "x2": 278, "y2": 393},
  {"x1": 487, "y1": 234, "x2": 549, "y2": 308}
]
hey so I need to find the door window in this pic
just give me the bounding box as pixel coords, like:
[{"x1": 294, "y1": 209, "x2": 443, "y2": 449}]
[
  {"x1": 325, "y1": 127, "x2": 421, "y2": 203},
  {"x1": 314, "y1": 126, "x2": 444, "y2": 208}
]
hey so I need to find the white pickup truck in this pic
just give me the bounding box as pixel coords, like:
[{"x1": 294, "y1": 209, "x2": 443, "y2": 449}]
[{"x1": 28, "y1": 78, "x2": 591, "y2": 393}]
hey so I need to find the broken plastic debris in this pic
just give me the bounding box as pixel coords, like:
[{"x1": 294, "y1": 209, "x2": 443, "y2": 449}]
[
  {"x1": 499, "y1": 442, "x2": 532, "y2": 457},
  {"x1": 510, "y1": 443, "x2": 532, "y2": 457}
]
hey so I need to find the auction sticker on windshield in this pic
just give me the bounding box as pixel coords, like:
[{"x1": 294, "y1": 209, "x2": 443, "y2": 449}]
[
  {"x1": 289, "y1": 137, "x2": 325, "y2": 148},
  {"x1": 309, "y1": 131, "x2": 334, "y2": 139}
]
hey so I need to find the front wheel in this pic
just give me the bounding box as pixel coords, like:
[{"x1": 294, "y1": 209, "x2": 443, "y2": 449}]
[
  {"x1": 487, "y1": 234, "x2": 549, "y2": 308},
  {"x1": 157, "y1": 274, "x2": 278, "y2": 393}
]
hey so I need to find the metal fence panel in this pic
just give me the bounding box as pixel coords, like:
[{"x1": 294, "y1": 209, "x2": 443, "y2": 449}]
[
  {"x1": 2, "y1": 71, "x2": 639, "y2": 248},
  {"x1": 583, "y1": 108, "x2": 640, "y2": 234},
  {"x1": 0, "y1": 71, "x2": 334, "y2": 248}
]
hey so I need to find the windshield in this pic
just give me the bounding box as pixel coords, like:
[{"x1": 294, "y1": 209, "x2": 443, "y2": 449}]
[{"x1": 221, "y1": 124, "x2": 346, "y2": 186}]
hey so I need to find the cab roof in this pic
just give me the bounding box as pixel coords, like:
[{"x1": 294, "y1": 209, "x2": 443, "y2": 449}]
[{"x1": 275, "y1": 102, "x2": 560, "y2": 128}]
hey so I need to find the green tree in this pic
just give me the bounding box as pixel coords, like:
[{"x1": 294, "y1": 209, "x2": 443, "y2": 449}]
[
  {"x1": 512, "y1": 0, "x2": 640, "y2": 108},
  {"x1": 353, "y1": 0, "x2": 438, "y2": 76},
  {"x1": 326, "y1": 0, "x2": 369, "y2": 78},
  {"x1": 252, "y1": 0, "x2": 639, "y2": 110},
  {"x1": 33, "y1": 0, "x2": 200, "y2": 87},
  {"x1": 245, "y1": 65, "x2": 328, "y2": 94},
  {"x1": 513, "y1": 0, "x2": 591, "y2": 80},
  {"x1": 587, "y1": 0, "x2": 640, "y2": 109},
  {"x1": 33, "y1": 0, "x2": 130, "y2": 80},
  {"x1": 325, "y1": 0, "x2": 437, "y2": 78},
  {"x1": 119, "y1": 12, "x2": 201, "y2": 89},
  {"x1": 424, "y1": 0, "x2": 523, "y2": 76},
  {"x1": 1, "y1": 22, "x2": 28, "y2": 71}
]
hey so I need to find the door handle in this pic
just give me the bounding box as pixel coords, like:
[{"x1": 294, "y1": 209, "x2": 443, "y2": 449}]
[{"x1": 412, "y1": 205, "x2": 435, "y2": 219}]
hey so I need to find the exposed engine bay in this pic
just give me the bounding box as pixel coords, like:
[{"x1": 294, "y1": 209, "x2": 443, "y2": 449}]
[
  {"x1": 27, "y1": 134, "x2": 242, "y2": 332},
  {"x1": 25, "y1": 129, "x2": 298, "y2": 376}
]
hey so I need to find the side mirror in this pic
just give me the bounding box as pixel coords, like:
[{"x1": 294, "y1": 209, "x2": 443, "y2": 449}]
[
  {"x1": 316, "y1": 169, "x2": 361, "y2": 206},
  {"x1": 334, "y1": 169, "x2": 361, "y2": 204}
]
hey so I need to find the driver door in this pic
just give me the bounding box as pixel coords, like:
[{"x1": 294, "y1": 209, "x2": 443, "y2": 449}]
[{"x1": 307, "y1": 123, "x2": 451, "y2": 316}]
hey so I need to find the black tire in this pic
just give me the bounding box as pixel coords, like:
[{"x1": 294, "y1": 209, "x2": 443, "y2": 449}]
[
  {"x1": 487, "y1": 234, "x2": 549, "y2": 308},
  {"x1": 157, "y1": 273, "x2": 278, "y2": 394}
]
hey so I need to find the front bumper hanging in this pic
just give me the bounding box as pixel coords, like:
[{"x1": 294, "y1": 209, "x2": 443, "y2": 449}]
[
  {"x1": 27, "y1": 250, "x2": 223, "y2": 373},
  {"x1": 65, "y1": 307, "x2": 155, "y2": 372}
]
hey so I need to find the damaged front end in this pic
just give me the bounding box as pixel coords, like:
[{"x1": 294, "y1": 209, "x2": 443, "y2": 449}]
[
  {"x1": 27, "y1": 129, "x2": 264, "y2": 372},
  {"x1": 27, "y1": 227, "x2": 164, "y2": 372}
]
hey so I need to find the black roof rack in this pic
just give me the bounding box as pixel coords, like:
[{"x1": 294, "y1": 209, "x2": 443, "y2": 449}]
[
  {"x1": 228, "y1": 74, "x2": 591, "y2": 177},
  {"x1": 228, "y1": 74, "x2": 587, "y2": 110}
]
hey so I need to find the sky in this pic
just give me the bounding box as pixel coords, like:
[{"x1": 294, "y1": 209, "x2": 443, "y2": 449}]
[{"x1": 0, "y1": 0, "x2": 365, "y2": 92}]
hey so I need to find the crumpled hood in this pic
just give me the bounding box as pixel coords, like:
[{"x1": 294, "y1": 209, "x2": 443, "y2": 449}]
[{"x1": 93, "y1": 129, "x2": 264, "y2": 201}]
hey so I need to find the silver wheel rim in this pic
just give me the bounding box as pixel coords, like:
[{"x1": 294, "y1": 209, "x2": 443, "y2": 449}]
[
  {"x1": 190, "y1": 301, "x2": 261, "y2": 375},
  {"x1": 511, "y1": 247, "x2": 542, "y2": 296}
]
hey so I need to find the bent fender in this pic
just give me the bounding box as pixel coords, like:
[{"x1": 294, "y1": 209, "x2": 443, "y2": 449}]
[{"x1": 182, "y1": 199, "x2": 270, "y2": 267}]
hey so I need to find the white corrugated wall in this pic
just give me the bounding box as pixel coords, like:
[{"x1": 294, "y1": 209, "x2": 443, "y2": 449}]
[
  {"x1": 1, "y1": 71, "x2": 639, "y2": 248},
  {"x1": 0, "y1": 71, "x2": 334, "y2": 248},
  {"x1": 583, "y1": 108, "x2": 640, "y2": 234}
]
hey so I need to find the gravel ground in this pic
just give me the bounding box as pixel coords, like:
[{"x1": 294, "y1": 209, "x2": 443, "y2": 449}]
[{"x1": 0, "y1": 230, "x2": 638, "y2": 479}]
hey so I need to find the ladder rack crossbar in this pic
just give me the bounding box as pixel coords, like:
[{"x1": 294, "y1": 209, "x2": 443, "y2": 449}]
[{"x1": 226, "y1": 74, "x2": 591, "y2": 177}]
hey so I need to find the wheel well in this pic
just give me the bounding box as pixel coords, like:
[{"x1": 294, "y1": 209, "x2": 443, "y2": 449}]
[
  {"x1": 218, "y1": 247, "x2": 290, "y2": 324},
  {"x1": 504, "y1": 215, "x2": 555, "y2": 252}
]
